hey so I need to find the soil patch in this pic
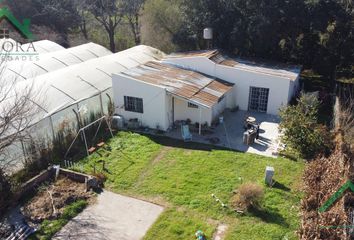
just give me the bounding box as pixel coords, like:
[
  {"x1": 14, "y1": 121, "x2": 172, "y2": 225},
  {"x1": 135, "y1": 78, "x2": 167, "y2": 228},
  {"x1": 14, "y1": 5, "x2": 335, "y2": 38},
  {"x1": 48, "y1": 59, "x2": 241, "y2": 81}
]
[{"x1": 22, "y1": 177, "x2": 94, "y2": 224}]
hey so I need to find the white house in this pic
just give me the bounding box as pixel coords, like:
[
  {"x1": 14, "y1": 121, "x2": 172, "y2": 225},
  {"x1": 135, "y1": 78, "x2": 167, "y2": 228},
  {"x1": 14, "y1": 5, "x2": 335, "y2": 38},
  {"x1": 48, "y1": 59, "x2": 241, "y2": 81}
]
[
  {"x1": 112, "y1": 61, "x2": 234, "y2": 131},
  {"x1": 163, "y1": 50, "x2": 302, "y2": 115}
]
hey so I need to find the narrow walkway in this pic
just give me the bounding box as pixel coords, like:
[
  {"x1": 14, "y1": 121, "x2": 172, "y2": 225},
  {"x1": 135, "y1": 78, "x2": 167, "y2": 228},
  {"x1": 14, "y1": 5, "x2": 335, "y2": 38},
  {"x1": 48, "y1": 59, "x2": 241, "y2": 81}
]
[
  {"x1": 134, "y1": 146, "x2": 172, "y2": 188},
  {"x1": 213, "y1": 224, "x2": 228, "y2": 240},
  {"x1": 53, "y1": 190, "x2": 164, "y2": 240}
]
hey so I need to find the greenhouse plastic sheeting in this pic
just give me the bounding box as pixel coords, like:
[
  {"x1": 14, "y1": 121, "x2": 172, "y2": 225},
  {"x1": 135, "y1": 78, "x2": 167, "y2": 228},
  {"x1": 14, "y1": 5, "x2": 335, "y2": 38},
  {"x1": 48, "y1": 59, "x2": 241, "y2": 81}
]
[
  {"x1": 22, "y1": 40, "x2": 65, "y2": 53},
  {"x1": 3, "y1": 42, "x2": 112, "y2": 81},
  {"x1": 1, "y1": 44, "x2": 165, "y2": 172}
]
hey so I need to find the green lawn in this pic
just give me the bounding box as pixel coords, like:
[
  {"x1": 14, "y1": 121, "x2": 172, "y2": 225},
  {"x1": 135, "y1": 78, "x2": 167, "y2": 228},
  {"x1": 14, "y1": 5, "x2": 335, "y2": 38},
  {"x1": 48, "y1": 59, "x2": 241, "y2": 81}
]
[{"x1": 76, "y1": 131, "x2": 304, "y2": 240}]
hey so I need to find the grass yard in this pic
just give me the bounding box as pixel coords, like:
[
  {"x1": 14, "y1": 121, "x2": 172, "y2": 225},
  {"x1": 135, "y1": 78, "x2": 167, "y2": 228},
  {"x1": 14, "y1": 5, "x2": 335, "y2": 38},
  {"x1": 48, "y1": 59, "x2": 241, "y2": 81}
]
[{"x1": 76, "y1": 131, "x2": 304, "y2": 240}]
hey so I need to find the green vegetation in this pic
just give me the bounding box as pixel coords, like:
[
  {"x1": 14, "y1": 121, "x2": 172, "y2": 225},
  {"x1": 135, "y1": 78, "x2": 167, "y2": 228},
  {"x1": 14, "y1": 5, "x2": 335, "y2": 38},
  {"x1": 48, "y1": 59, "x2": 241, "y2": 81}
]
[
  {"x1": 77, "y1": 132, "x2": 304, "y2": 240},
  {"x1": 144, "y1": 208, "x2": 215, "y2": 240},
  {"x1": 279, "y1": 93, "x2": 332, "y2": 159},
  {"x1": 30, "y1": 200, "x2": 87, "y2": 240}
]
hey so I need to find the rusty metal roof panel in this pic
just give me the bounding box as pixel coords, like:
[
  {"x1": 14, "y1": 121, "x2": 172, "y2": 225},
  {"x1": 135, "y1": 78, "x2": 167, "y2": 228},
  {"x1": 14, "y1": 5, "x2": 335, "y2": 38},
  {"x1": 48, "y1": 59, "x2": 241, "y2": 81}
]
[
  {"x1": 120, "y1": 61, "x2": 233, "y2": 108},
  {"x1": 168, "y1": 50, "x2": 218, "y2": 59},
  {"x1": 165, "y1": 50, "x2": 301, "y2": 81}
]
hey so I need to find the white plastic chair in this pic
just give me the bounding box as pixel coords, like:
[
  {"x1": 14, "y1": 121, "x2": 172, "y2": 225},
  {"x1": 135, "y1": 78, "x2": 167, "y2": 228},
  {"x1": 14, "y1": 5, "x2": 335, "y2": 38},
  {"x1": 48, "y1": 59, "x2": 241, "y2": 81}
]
[{"x1": 181, "y1": 125, "x2": 192, "y2": 142}]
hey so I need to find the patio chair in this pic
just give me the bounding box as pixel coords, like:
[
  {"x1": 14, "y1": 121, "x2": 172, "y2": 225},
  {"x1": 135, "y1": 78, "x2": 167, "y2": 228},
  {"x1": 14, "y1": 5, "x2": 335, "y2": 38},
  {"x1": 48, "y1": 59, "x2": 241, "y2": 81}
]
[{"x1": 181, "y1": 124, "x2": 192, "y2": 142}]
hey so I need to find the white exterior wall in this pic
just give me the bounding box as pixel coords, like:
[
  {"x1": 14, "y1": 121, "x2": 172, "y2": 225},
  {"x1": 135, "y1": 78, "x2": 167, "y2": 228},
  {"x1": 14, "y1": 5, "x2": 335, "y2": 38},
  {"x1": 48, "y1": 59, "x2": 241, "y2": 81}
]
[
  {"x1": 164, "y1": 57, "x2": 294, "y2": 115},
  {"x1": 215, "y1": 65, "x2": 291, "y2": 115},
  {"x1": 211, "y1": 95, "x2": 227, "y2": 121},
  {"x1": 112, "y1": 74, "x2": 169, "y2": 131},
  {"x1": 173, "y1": 97, "x2": 213, "y2": 125},
  {"x1": 288, "y1": 76, "x2": 301, "y2": 102}
]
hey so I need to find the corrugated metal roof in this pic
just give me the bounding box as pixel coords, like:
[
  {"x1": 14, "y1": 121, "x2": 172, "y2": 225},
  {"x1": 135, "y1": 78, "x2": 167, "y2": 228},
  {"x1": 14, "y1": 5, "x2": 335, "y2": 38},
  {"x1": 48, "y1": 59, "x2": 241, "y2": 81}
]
[
  {"x1": 120, "y1": 61, "x2": 233, "y2": 108},
  {"x1": 165, "y1": 50, "x2": 301, "y2": 81},
  {"x1": 168, "y1": 50, "x2": 218, "y2": 59}
]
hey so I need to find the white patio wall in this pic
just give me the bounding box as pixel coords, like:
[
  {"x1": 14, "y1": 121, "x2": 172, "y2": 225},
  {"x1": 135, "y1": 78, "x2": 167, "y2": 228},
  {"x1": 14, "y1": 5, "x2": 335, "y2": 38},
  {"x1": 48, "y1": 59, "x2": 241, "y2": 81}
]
[
  {"x1": 112, "y1": 74, "x2": 169, "y2": 130},
  {"x1": 172, "y1": 97, "x2": 213, "y2": 125}
]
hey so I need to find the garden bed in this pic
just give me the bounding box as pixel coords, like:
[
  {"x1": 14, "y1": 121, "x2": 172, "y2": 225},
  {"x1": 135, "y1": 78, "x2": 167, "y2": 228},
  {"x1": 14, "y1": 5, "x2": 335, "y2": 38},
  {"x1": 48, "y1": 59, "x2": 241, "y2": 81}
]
[
  {"x1": 1, "y1": 171, "x2": 96, "y2": 240},
  {"x1": 23, "y1": 177, "x2": 93, "y2": 224}
]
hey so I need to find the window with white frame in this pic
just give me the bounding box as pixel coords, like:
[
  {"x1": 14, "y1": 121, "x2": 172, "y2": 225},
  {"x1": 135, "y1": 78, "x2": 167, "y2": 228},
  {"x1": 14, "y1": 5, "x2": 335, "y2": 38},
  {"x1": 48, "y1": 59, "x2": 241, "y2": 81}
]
[
  {"x1": 124, "y1": 96, "x2": 143, "y2": 113},
  {"x1": 188, "y1": 102, "x2": 199, "y2": 109}
]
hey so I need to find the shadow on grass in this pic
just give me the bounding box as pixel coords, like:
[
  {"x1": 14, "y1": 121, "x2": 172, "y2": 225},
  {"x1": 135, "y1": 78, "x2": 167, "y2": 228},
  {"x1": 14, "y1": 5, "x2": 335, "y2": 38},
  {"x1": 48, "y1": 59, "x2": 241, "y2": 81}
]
[
  {"x1": 116, "y1": 161, "x2": 135, "y2": 176},
  {"x1": 249, "y1": 207, "x2": 289, "y2": 227},
  {"x1": 278, "y1": 152, "x2": 299, "y2": 162},
  {"x1": 143, "y1": 133, "x2": 237, "y2": 153},
  {"x1": 272, "y1": 181, "x2": 291, "y2": 192}
]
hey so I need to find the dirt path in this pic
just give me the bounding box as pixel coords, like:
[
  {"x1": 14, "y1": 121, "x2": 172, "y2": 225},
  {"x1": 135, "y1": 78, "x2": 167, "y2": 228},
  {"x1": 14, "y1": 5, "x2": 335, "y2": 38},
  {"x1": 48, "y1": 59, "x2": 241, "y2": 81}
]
[
  {"x1": 134, "y1": 146, "x2": 172, "y2": 188},
  {"x1": 213, "y1": 224, "x2": 228, "y2": 240},
  {"x1": 152, "y1": 146, "x2": 172, "y2": 165}
]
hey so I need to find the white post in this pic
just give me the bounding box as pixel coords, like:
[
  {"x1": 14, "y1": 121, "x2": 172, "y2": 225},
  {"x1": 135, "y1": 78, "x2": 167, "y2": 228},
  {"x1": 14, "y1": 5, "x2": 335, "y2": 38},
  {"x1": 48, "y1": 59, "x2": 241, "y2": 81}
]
[
  {"x1": 82, "y1": 129, "x2": 89, "y2": 156},
  {"x1": 199, "y1": 107, "x2": 202, "y2": 135}
]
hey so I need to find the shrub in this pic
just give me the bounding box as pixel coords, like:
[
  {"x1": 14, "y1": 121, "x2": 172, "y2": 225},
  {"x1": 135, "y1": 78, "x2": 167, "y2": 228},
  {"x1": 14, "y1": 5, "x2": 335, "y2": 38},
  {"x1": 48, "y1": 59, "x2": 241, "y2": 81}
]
[
  {"x1": 231, "y1": 183, "x2": 264, "y2": 210},
  {"x1": 0, "y1": 170, "x2": 11, "y2": 214},
  {"x1": 279, "y1": 93, "x2": 332, "y2": 159}
]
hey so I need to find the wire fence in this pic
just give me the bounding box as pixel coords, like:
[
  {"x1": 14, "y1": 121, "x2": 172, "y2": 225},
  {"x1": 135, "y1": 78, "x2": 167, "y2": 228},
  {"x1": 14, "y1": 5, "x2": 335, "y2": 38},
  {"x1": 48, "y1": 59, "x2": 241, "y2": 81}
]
[{"x1": 4, "y1": 88, "x2": 113, "y2": 173}]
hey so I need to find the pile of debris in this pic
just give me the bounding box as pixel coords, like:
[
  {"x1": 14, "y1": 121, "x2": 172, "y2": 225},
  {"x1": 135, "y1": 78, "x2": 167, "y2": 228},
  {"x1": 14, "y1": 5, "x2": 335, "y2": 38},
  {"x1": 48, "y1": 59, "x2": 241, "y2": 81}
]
[
  {"x1": 300, "y1": 138, "x2": 353, "y2": 239},
  {"x1": 21, "y1": 177, "x2": 93, "y2": 223}
]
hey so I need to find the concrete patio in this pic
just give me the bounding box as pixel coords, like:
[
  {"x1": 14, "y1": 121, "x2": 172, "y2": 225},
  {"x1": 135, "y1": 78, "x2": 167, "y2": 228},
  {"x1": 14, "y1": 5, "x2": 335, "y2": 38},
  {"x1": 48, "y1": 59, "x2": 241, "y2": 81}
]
[
  {"x1": 53, "y1": 191, "x2": 164, "y2": 240},
  {"x1": 166, "y1": 110, "x2": 280, "y2": 157}
]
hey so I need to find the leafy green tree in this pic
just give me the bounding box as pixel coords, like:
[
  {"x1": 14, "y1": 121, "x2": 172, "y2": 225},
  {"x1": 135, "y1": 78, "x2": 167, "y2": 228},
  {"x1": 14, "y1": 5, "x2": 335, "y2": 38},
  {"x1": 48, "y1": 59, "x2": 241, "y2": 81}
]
[
  {"x1": 122, "y1": 0, "x2": 145, "y2": 45},
  {"x1": 5, "y1": 0, "x2": 81, "y2": 46},
  {"x1": 85, "y1": 0, "x2": 124, "y2": 52},
  {"x1": 142, "y1": 0, "x2": 183, "y2": 52},
  {"x1": 279, "y1": 93, "x2": 332, "y2": 158},
  {"x1": 173, "y1": 0, "x2": 353, "y2": 81}
]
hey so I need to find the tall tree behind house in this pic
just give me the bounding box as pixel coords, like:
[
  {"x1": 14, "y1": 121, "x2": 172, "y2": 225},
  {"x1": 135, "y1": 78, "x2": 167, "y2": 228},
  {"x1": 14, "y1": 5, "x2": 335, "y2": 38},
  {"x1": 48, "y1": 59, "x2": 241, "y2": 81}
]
[{"x1": 85, "y1": 0, "x2": 124, "y2": 52}]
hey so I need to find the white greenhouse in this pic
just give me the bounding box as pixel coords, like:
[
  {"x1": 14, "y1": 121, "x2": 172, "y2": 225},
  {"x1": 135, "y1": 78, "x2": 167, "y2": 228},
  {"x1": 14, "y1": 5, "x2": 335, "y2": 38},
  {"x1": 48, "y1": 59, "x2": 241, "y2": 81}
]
[
  {"x1": 2, "y1": 42, "x2": 112, "y2": 82},
  {"x1": 0, "y1": 43, "x2": 164, "y2": 172}
]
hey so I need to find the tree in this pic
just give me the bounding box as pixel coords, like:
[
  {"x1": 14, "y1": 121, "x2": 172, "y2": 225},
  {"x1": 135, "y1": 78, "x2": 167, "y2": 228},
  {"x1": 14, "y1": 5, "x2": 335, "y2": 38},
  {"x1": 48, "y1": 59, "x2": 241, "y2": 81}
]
[
  {"x1": 5, "y1": 0, "x2": 82, "y2": 46},
  {"x1": 0, "y1": 71, "x2": 41, "y2": 172},
  {"x1": 0, "y1": 58, "x2": 42, "y2": 214},
  {"x1": 122, "y1": 0, "x2": 145, "y2": 45},
  {"x1": 86, "y1": 0, "x2": 123, "y2": 52},
  {"x1": 168, "y1": 0, "x2": 353, "y2": 81},
  {"x1": 142, "y1": 0, "x2": 183, "y2": 52},
  {"x1": 73, "y1": 0, "x2": 90, "y2": 40},
  {"x1": 279, "y1": 93, "x2": 332, "y2": 158}
]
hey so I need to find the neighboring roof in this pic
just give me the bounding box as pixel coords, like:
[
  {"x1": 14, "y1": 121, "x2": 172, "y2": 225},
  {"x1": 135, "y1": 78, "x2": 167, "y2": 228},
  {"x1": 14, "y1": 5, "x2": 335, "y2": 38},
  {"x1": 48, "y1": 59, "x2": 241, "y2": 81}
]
[
  {"x1": 1, "y1": 45, "x2": 164, "y2": 132},
  {"x1": 2, "y1": 42, "x2": 112, "y2": 81},
  {"x1": 166, "y1": 49, "x2": 301, "y2": 81},
  {"x1": 119, "y1": 61, "x2": 233, "y2": 108}
]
